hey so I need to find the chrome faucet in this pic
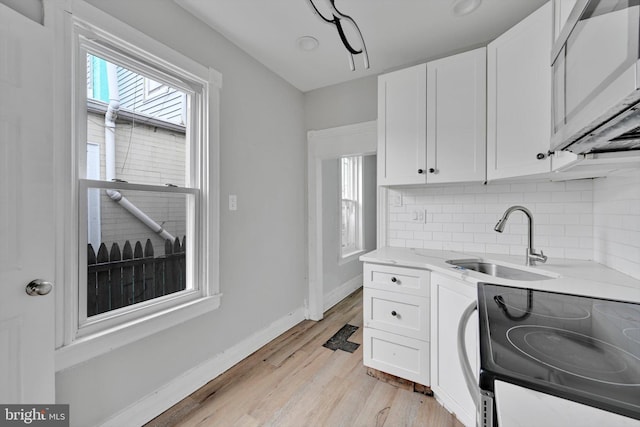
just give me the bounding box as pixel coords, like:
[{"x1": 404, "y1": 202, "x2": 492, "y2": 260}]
[{"x1": 494, "y1": 205, "x2": 547, "y2": 266}]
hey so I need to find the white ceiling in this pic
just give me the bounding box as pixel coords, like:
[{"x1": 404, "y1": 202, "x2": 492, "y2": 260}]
[{"x1": 175, "y1": 0, "x2": 549, "y2": 92}]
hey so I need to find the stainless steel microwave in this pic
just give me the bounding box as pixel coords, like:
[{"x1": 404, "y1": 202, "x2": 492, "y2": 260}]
[{"x1": 551, "y1": 0, "x2": 640, "y2": 154}]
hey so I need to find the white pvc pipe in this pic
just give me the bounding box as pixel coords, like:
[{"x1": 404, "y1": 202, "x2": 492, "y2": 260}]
[
  {"x1": 104, "y1": 61, "x2": 175, "y2": 242},
  {"x1": 105, "y1": 62, "x2": 119, "y2": 183}
]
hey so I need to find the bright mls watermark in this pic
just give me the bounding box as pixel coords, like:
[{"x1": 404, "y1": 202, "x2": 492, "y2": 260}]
[{"x1": 0, "y1": 405, "x2": 68, "y2": 427}]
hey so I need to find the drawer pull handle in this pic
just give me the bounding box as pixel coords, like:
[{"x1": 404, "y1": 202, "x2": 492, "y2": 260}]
[
  {"x1": 391, "y1": 277, "x2": 397, "y2": 283},
  {"x1": 391, "y1": 310, "x2": 398, "y2": 317}
]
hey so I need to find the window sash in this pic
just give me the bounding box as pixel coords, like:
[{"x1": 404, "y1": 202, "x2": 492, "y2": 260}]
[
  {"x1": 340, "y1": 156, "x2": 363, "y2": 258},
  {"x1": 79, "y1": 41, "x2": 199, "y2": 188},
  {"x1": 77, "y1": 180, "x2": 200, "y2": 335}
]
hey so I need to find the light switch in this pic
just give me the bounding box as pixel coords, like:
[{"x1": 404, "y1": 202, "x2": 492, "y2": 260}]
[{"x1": 229, "y1": 194, "x2": 237, "y2": 211}]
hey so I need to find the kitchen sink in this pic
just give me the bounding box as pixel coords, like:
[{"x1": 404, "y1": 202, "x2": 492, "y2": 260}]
[{"x1": 446, "y1": 259, "x2": 555, "y2": 281}]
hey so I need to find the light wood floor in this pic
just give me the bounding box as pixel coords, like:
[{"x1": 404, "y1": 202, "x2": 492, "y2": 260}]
[{"x1": 146, "y1": 288, "x2": 464, "y2": 427}]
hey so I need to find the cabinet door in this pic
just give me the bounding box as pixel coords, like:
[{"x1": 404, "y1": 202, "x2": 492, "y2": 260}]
[
  {"x1": 430, "y1": 274, "x2": 477, "y2": 427},
  {"x1": 427, "y1": 48, "x2": 486, "y2": 184},
  {"x1": 487, "y1": 2, "x2": 553, "y2": 181},
  {"x1": 378, "y1": 64, "x2": 427, "y2": 185},
  {"x1": 363, "y1": 328, "x2": 430, "y2": 386}
]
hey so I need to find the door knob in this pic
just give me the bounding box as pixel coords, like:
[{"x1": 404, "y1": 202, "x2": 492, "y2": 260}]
[{"x1": 25, "y1": 279, "x2": 53, "y2": 296}]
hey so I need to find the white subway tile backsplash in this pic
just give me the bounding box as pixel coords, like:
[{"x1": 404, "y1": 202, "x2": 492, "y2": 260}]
[
  {"x1": 593, "y1": 169, "x2": 640, "y2": 279},
  {"x1": 444, "y1": 223, "x2": 464, "y2": 232},
  {"x1": 453, "y1": 213, "x2": 475, "y2": 223},
  {"x1": 485, "y1": 244, "x2": 511, "y2": 255},
  {"x1": 452, "y1": 232, "x2": 474, "y2": 242},
  {"x1": 565, "y1": 179, "x2": 593, "y2": 191},
  {"x1": 498, "y1": 192, "x2": 525, "y2": 204},
  {"x1": 387, "y1": 180, "x2": 595, "y2": 261},
  {"x1": 385, "y1": 172, "x2": 640, "y2": 280},
  {"x1": 524, "y1": 192, "x2": 552, "y2": 203},
  {"x1": 475, "y1": 233, "x2": 497, "y2": 244},
  {"x1": 464, "y1": 242, "x2": 486, "y2": 253}
]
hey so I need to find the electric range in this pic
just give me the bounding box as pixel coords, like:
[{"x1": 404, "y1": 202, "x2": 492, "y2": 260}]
[{"x1": 477, "y1": 283, "x2": 640, "y2": 425}]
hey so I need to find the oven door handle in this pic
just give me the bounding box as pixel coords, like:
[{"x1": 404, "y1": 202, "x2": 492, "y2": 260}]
[{"x1": 458, "y1": 301, "x2": 480, "y2": 407}]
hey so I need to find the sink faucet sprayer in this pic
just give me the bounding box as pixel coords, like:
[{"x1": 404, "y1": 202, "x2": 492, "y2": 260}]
[{"x1": 494, "y1": 205, "x2": 547, "y2": 266}]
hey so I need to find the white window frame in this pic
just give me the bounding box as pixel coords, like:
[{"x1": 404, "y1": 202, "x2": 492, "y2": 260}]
[
  {"x1": 51, "y1": 1, "x2": 221, "y2": 371},
  {"x1": 339, "y1": 155, "x2": 363, "y2": 261}
]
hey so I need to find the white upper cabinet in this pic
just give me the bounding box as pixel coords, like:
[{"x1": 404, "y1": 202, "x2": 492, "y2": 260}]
[
  {"x1": 487, "y1": 2, "x2": 553, "y2": 181},
  {"x1": 378, "y1": 64, "x2": 427, "y2": 186},
  {"x1": 378, "y1": 49, "x2": 487, "y2": 186},
  {"x1": 427, "y1": 48, "x2": 486, "y2": 184}
]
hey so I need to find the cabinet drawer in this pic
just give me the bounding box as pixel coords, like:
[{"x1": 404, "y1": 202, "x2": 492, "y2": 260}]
[
  {"x1": 364, "y1": 288, "x2": 429, "y2": 340},
  {"x1": 364, "y1": 263, "x2": 430, "y2": 297},
  {"x1": 363, "y1": 328, "x2": 430, "y2": 386}
]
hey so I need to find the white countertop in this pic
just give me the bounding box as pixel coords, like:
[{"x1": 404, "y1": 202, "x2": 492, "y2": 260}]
[{"x1": 360, "y1": 247, "x2": 640, "y2": 303}]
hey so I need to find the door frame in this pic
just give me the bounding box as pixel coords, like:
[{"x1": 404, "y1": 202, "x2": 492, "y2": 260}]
[{"x1": 306, "y1": 121, "x2": 377, "y2": 321}]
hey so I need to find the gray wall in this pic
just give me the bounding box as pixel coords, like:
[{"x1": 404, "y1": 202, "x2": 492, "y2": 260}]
[
  {"x1": 304, "y1": 75, "x2": 377, "y2": 130},
  {"x1": 54, "y1": 1, "x2": 307, "y2": 425},
  {"x1": 0, "y1": 0, "x2": 42, "y2": 23},
  {"x1": 321, "y1": 155, "x2": 377, "y2": 299},
  {"x1": 1, "y1": 0, "x2": 381, "y2": 425}
]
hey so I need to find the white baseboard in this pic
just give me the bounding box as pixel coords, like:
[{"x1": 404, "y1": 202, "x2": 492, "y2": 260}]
[
  {"x1": 100, "y1": 307, "x2": 306, "y2": 427},
  {"x1": 323, "y1": 274, "x2": 363, "y2": 312}
]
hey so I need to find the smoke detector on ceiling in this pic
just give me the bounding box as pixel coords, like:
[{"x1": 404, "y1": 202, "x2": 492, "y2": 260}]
[{"x1": 297, "y1": 36, "x2": 320, "y2": 51}]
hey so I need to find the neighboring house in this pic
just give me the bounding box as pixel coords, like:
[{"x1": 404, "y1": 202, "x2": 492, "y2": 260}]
[{"x1": 86, "y1": 54, "x2": 187, "y2": 254}]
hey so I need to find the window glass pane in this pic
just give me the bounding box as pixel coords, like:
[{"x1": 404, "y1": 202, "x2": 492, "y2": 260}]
[
  {"x1": 86, "y1": 53, "x2": 188, "y2": 187},
  {"x1": 340, "y1": 155, "x2": 362, "y2": 257},
  {"x1": 341, "y1": 199, "x2": 357, "y2": 251},
  {"x1": 85, "y1": 187, "x2": 191, "y2": 317}
]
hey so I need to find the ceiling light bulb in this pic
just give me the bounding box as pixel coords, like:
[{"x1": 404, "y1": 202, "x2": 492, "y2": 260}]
[
  {"x1": 452, "y1": 0, "x2": 482, "y2": 16},
  {"x1": 297, "y1": 36, "x2": 319, "y2": 52}
]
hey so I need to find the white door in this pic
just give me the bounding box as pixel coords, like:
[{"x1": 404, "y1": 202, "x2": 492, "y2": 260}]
[{"x1": 0, "y1": 4, "x2": 55, "y2": 403}]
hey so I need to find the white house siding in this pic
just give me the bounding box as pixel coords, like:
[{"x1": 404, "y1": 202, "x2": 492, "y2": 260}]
[
  {"x1": 87, "y1": 111, "x2": 186, "y2": 254},
  {"x1": 117, "y1": 67, "x2": 185, "y2": 125}
]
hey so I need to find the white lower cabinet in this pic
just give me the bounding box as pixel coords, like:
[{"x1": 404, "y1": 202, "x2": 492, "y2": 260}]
[
  {"x1": 430, "y1": 273, "x2": 478, "y2": 427},
  {"x1": 362, "y1": 263, "x2": 430, "y2": 385}
]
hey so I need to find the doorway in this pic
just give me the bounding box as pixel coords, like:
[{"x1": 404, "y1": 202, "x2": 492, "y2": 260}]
[{"x1": 307, "y1": 121, "x2": 376, "y2": 320}]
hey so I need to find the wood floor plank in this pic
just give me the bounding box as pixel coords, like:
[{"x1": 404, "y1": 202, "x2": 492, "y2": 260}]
[{"x1": 146, "y1": 287, "x2": 465, "y2": 427}]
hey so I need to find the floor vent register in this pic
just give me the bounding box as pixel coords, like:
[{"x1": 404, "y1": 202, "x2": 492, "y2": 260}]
[{"x1": 323, "y1": 324, "x2": 360, "y2": 353}]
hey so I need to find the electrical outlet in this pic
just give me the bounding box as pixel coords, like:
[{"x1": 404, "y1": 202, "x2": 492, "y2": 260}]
[
  {"x1": 390, "y1": 192, "x2": 403, "y2": 207},
  {"x1": 229, "y1": 194, "x2": 237, "y2": 211},
  {"x1": 411, "y1": 209, "x2": 426, "y2": 223}
]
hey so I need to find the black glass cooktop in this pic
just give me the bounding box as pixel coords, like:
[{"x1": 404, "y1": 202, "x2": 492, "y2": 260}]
[{"x1": 478, "y1": 283, "x2": 640, "y2": 421}]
